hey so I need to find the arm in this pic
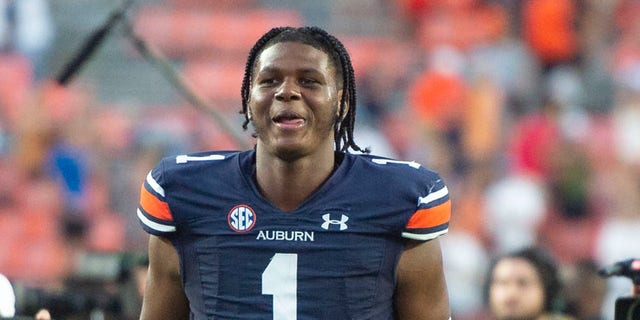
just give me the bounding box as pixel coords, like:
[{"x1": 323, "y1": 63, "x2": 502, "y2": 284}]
[
  {"x1": 395, "y1": 238, "x2": 450, "y2": 320},
  {"x1": 139, "y1": 235, "x2": 190, "y2": 320}
]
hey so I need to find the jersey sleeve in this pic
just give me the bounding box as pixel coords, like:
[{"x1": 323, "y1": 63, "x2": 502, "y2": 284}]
[
  {"x1": 137, "y1": 162, "x2": 176, "y2": 236},
  {"x1": 402, "y1": 173, "x2": 450, "y2": 241}
]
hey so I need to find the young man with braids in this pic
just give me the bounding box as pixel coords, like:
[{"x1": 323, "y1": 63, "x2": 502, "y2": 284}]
[{"x1": 137, "y1": 26, "x2": 451, "y2": 320}]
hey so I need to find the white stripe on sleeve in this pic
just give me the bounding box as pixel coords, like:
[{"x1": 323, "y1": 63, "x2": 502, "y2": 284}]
[
  {"x1": 137, "y1": 208, "x2": 176, "y2": 233},
  {"x1": 146, "y1": 171, "x2": 165, "y2": 197},
  {"x1": 418, "y1": 186, "x2": 449, "y2": 206}
]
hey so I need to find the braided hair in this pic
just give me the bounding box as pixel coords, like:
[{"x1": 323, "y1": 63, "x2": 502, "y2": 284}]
[{"x1": 240, "y1": 26, "x2": 368, "y2": 153}]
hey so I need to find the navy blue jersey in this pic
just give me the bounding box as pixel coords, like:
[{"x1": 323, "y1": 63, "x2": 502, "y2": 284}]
[{"x1": 137, "y1": 150, "x2": 450, "y2": 319}]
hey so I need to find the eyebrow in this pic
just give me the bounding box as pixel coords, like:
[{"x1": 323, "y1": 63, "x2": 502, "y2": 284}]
[{"x1": 256, "y1": 66, "x2": 324, "y2": 75}]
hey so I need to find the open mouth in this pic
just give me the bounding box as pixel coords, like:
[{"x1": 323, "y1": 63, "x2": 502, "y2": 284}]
[{"x1": 272, "y1": 112, "x2": 306, "y2": 128}]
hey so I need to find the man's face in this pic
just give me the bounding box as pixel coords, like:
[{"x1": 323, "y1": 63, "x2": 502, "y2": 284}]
[
  {"x1": 248, "y1": 42, "x2": 341, "y2": 160},
  {"x1": 489, "y1": 258, "x2": 546, "y2": 320}
]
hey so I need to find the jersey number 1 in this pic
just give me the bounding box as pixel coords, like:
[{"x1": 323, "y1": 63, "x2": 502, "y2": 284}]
[{"x1": 262, "y1": 253, "x2": 298, "y2": 320}]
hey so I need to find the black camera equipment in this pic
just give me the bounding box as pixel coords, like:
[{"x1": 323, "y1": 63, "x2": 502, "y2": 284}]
[
  {"x1": 599, "y1": 258, "x2": 640, "y2": 320},
  {"x1": 12, "y1": 252, "x2": 148, "y2": 319}
]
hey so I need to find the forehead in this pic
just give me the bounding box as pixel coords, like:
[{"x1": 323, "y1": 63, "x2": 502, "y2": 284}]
[
  {"x1": 493, "y1": 258, "x2": 540, "y2": 281},
  {"x1": 254, "y1": 42, "x2": 333, "y2": 74}
]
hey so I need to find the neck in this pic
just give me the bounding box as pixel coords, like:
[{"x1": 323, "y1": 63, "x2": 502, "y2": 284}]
[{"x1": 254, "y1": 146, "x2": 337, "y2": 212}]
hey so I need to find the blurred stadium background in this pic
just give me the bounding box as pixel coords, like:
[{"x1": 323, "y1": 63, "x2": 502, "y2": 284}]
[{"x1": 1, "y1": 0, "x2": 640, "y2": 319}]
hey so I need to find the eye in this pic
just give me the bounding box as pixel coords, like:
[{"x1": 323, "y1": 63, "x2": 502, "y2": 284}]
[
  {"x1": 299, "y1": 78, "x2": 320, "y2": 87},
  {"x1": 258, "y1": 78, "x2": 278, "y2": 86}
]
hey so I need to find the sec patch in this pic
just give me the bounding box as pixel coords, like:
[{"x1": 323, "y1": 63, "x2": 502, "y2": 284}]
[{"x1": 228, "y1": 204, "x2": 256, "y2": 232}]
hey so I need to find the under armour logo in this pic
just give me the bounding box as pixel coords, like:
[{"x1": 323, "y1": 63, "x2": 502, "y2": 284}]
[{"x1": 321, "y1": 213, "x2": 349, "y2": 231}]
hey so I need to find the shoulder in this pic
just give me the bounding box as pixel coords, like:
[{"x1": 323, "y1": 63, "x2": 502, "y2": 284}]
[
  {"x1": 154, "y1": 150, "x2": 244, "y2": 175},
  {"x1": 160, "y1": 150, "x2": 243, "y2": 169},
  {"x1": 346, "y1": 153, "x2": 444, "y2": 184},
  {"x1": 147, "y1": 150, "x2": 250, "y2": 191}
]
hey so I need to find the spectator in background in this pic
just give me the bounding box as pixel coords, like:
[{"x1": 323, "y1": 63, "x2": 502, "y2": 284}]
[
  {"x1": 593, "y1": 161, "x2": 640, "y2": 319},
  {"x1": 0, "y1": 0, "x2": 54, "y2": 81},
  {"x1": 34, "y1": 309, "x2": 52, "y2": 320},
  {"x1": 0, "y1": 273, "x2": 15, "y2": 318},
  {"x1": 441, "y1": 231, "x2": 490, "y2": 320},
  {"x1": 562, "y1": 259, "x2": 607, "y2": 320},
  {"x1": 406, "y1": 45, "x2": 468, "y2": 176},
  {"x1": 522, "y1": 0, "x2": 579, "y2": 73},
  {"x1": 484, "y1": 173, "x2": 547, "y2": 254},
  {"x1": 483, "y1": 246, "x2": 573, "y2": 320}
]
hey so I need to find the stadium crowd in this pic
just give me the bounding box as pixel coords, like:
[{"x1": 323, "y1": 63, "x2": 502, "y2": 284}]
[{"x1": 0, "y1": 0, "x2": 639, "y2": 319}]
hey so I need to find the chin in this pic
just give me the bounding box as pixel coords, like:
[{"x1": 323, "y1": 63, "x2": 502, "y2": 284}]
[
  {"x1": 272, "y1": 145, "x2": 309, "y2": 161},
  {"x1": 265, "y1": 134, "x2": 314, "y2": 157},
  {"x1": 495, "y1": 313, "x2": 541, "y2": 320}
]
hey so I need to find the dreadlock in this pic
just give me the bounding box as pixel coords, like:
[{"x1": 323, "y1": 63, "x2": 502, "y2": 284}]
[{"x1": 240, "y1": 26, "x2": 368, "y2": 153}]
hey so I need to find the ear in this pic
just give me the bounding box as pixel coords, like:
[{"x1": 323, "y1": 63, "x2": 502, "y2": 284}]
[{"x1": 247, "y1": 108, "x2": 253, "y2": 121}]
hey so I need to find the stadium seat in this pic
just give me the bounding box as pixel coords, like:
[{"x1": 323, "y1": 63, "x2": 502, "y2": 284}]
[
  {"x1": 133, "y1": 5, "x2": 303, "y2": 58},
  {"x1": 181, "y1": 59, "x2": 244, "y2": 107},
  {"x1": 17, "y1": 237, "x2": 70, "y2": 284},
  {"x1": 0, "y1": 212, "x2": 69, "y2": 284},
  {"x1": 87, "y1": 213, "x2": 126, "y2": 253},
  {"x1": 167, "y1": 0, "x2": 256, "y2": 10},
  {"x1": 339, "y1": 36, "x2": 416, "y2": 79}
]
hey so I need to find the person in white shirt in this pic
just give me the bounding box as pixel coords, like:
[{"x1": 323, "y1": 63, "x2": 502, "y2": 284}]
[{"x1": 0, "y1": 273, "x2": 15, "y2": 318}]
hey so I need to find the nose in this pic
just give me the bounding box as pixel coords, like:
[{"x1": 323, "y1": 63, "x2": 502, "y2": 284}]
[{"x1": 274, "y1": 80, "x2": 301, "y2": 101}]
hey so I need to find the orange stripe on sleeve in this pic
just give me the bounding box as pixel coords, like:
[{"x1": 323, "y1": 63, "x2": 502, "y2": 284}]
[
  {"x1": 140, "y1": 185, "x2": 173, "y2": 221},
  {"x1": 406, "y1": 199, "x2": 451, "y2": 229}
]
